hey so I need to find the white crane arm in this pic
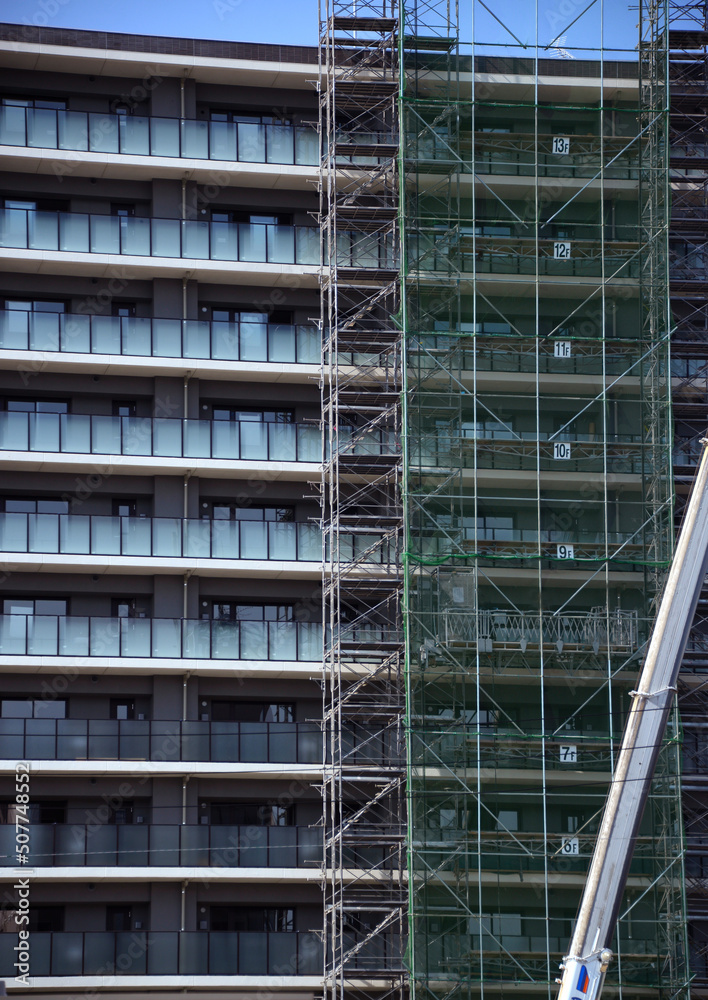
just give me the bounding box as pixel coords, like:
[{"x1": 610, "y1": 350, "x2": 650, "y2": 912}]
[{"x1": 556, "y1": 440, "x2": 708, "y2": 1000}]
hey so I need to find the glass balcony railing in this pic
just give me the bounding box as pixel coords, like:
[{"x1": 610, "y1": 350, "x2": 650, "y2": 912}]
[
  {"x1": 0, "y1": 717, "x2": 396, "y2": 766},
  {"x1": 0, "y1": 512, "x2": 394, "y2": 564},
  {"x1": 0, "y1": 615, "x2": 322, "y2": 660},
  {"x1": 0, "y1": 208, "x2": 320, "y2": 264},
  {"x1": 0, "y1": 310, "x2": 321, "y2": 363},
  {"x1": 0, "y1": 930, "x2": 325, "y2": 976},
  {"x1": 0, "y1": 718, "x2": 322, "y2": 763},
  {"x1": 0, "y1": 513, "x2": 322, "y2": 561},
  {"x1": 0, "y1": 105, "x2": 319, "y2": 165},
  {"x1": 0, "y1": 412, "x2": 398, "y2": 462},
  {"x1": 0, "y1": 822, "x2": 322, "y2": 868},
  {"x1": 0, "y1": 413, "x2": 322, "y2": 462}
]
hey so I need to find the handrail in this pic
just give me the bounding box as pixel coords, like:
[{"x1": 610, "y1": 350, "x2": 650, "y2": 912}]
[
  {"x1": 0, "y1": 512, "x2": 394, "y2": 563},
  {"x1": 0, "y1": 614, "x2": 323, "y2": 661},
  {"x1": 0, "y1": 718, "x2": 323, "y2": 762},
  {"x1": 0, "y1": 310, "x2": 320, "y2": 363},
  {"x1": 0, "y1": 822, "x2": 322, "y2": 868},
  {"x1": 0, "y1": 105, "x2": 318, "y2": 165}
]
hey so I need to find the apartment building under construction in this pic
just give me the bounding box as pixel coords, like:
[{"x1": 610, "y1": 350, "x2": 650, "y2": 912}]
[{"x1": 0, "y1": 0, "x2": 705, "y2": 997}]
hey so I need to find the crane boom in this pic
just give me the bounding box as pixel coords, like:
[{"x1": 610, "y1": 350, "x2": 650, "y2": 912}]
[{"x1": 555, "y1": 440, "x2": 708, "y2": 1000}]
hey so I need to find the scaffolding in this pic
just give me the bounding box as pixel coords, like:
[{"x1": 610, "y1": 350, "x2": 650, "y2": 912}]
[
  {"x1": 319, "y1": 6, "x2": 407, "y2": 1000},
  {"x1": 401, "y1": 0, "x2": 687, "y2": 997},
  {"x1": 669, "y1": 1, "x2": 708, "y2": 992},
  {"x1": 319, "y1": 1, "x2": 691, "y2": 998}
]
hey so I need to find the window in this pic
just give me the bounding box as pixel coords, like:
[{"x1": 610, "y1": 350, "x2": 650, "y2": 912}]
[
  {"x1": 111, "y1": 303, "x2": 136, "y2": 318},
  {"x1": 111, "y1": 204, "x2": 136, "y2": 217},
  {"x1": 208, "y1": 307, "x2": 293, "y2": 325},
  {"x1": 112, "y1": 598, "x2": 149, "y2": 619},
  {"x1": 211, "y1": 407, "x2": 294, "y2": 423},
  {"x1": 210, "y1": 209, "x2": 292, "y2": 226},
  {"x1": 495, "y1": 810, "x2": 519, "y2": 832},
  {"x1": 1, "y1": 498, "x2": 69, "y2": 514},
  {"x1": 208, "y1": 906, "x2": 294, "y2": 932},
  {"x1": 210, "y1": 110, "x2": 292, "y2": 126},
  {"x1": 209, "y1": 802, "x2": 294, "y2": 826},
  {"x1": 2, "y1": 97, "x2": 66, "y2": 110},
  {"x1": 4, "y1": 399, "x2": 68, "y2": 413},
  {"x1": 1, "y1": 298, "x2": 65, "y2": 313},
  {"x1": 207, "y1": 503, "x2": 294, "y2": 523},
  {"x1": 3, "y1": 598, "x2": 67, "y2": 616},
  {"x1": 210, "y1": 701, "x2": 294, "y2": 723},
  {"x1": 0, "y1": 800, "x2": 65, "y2": 824},
  {"x1": 112, "y1": 499, "x2": 137, "y2": 518},
  {"x1": 112, "y1": 401, "x2": 137, "y2": 418},
  {"x1": 111, "y1": 699, "x2": 135, "y2": 721},
  {"x1": 1, "y1": 699, "x2": 65, "y2": 719},
  {"x1": 30, "y1": 907, "x2": 64, "y2": 932},
  {"x1": 205, "y1": 603, "x2": 294, "y2": 623},
  {"x1": 1, "y1": 197, "x2": 65, "y2": 212},
  {"x1": 106, "y1": 906, "x2": 133, "y2": 932}
]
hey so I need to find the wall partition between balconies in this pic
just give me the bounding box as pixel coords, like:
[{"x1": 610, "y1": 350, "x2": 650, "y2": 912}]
[{"x1": 0, "y1": 106, "x2": 319, "y2": 165}]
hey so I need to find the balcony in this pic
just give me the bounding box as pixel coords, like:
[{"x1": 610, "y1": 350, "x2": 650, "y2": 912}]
[
  {"x1": 0, "y1": 718, "x2": 321, "y2": 763},
  {"x1": 440, "y1": 607, "x2": 642, "y2": 654},
  {"x1": 411, "y1": 334, "x2": 645, "y2": 378},
  {"x1": 0, "y1": 413, "x2": 321, "y2": 463},
  {"x1": 408, "y1": 130, "x2": 640, "y2": 180},
  {"x1": 0, "y1": 615, "x2": 322, "y2": 661},
  {"x1": 0, "y1": 310, "x2": 320, "y2": 365},
  {"x1": 0, "y1": 513, "x2": 394, "y2": 568},
  {"x1": 414, "y1": 525, "x2": 649, "y2": 567},
  {"x1": 0, "y1": 208, "x2": 320, "y2": 265},
  {"x1": 0, "y1": 106, "x2": 318, "y2": 166},
  {"x1": 414, "y1": 431, "x2": 649, "y2": 476},
  {"x1": 421, "y1": 831, "x2": 657, "y2": 877},
  {"x1": 0, "y1": 930, "x2": 325, "y2": 976},
  {"x1": 411, "y1": 230, "x2": 641, "y2": 279},
  {"x1": 411, "y1": 731, "x2": 614, "y2": 773},
  {"x1": 0, "y1": 513, "x2": 320, "y2": 562},
  {"x1": 424, "y1": 925, "x2": 657, "y2": 984},
  {"x1": 0, "y1": 822, "x2": 321, "y2": 868}
]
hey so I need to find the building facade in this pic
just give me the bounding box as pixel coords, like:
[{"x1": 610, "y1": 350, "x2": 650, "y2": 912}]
[{"x1": 0, "y1": 1, "x2": 705, "y2": 998}]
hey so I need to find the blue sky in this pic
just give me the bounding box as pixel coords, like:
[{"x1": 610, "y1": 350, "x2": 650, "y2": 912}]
[
  {"x1": 0, "y1": 0, "x2": 639, "y2": 55},
  {"x1": 0, "y1": 0, "x2": 318, "y2": 45}
]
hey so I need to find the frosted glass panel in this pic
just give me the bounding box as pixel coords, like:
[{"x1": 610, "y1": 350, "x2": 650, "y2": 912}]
[
  {"x1": 181, "y1": 119, "x2": 208, "y2": 158},
  {"x1": 238, "y1": 122, "x2": 265, "y2": 161},
  {"x1": 209, "y1": 121, "x2": 237, "y2": 160}
]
